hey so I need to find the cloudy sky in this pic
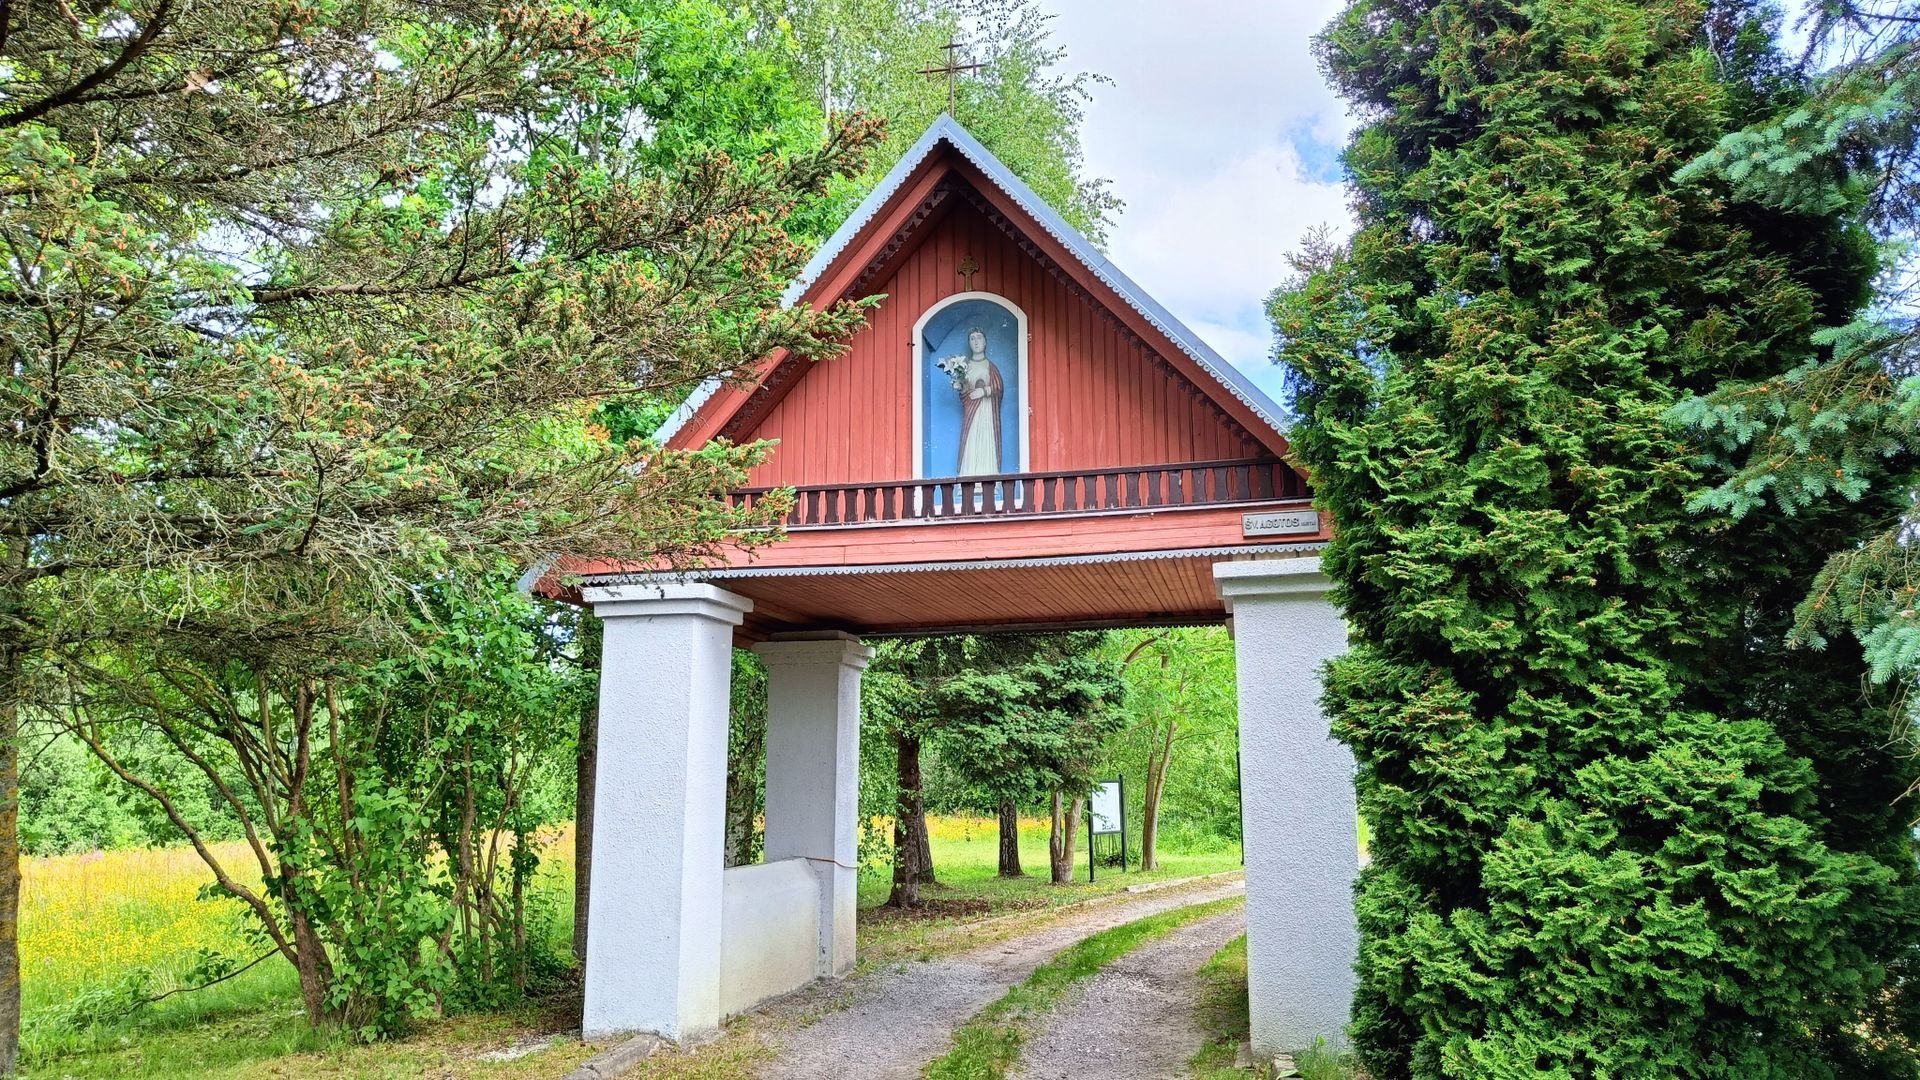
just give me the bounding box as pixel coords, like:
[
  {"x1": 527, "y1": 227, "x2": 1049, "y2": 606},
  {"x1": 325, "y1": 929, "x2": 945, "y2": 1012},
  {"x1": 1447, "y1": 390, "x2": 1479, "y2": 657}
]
[{"x1": 1037, "y1": 0, "x2": 1355, "y2": 401}]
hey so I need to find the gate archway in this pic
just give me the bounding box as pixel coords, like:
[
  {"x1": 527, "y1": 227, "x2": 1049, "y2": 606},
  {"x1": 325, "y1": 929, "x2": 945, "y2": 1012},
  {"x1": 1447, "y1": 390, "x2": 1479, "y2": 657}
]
[{"x1": 546, "y1": 116, "x2": 1359, "y2": 1058}]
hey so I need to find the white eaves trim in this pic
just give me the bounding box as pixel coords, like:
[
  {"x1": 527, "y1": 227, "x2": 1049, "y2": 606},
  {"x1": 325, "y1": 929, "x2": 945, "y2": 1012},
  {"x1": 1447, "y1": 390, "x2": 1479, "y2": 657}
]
[{"x1": 579, "y1": 541, "x2": 1327, "y2": 587}]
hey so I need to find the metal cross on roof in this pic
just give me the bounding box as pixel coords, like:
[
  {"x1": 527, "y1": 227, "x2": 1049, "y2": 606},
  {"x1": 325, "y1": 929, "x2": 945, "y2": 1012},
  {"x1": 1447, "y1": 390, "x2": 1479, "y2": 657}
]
[{"x1": 917, "y1": 40, "x2": 984, "y2": 116}]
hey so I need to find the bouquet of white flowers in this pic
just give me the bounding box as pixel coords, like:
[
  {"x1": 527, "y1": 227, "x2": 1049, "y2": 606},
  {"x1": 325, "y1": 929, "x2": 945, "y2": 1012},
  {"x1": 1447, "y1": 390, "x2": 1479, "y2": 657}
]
[{"x1": 935, "y1": 355, "x2": 967, "y2": 391}]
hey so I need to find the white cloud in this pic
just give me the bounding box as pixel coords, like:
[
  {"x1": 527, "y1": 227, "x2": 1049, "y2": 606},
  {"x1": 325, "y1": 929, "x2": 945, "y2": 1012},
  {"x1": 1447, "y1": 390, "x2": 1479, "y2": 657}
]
[
  {"x1": 1109, "y1": 143, "x2": 1349, "y2": 332},
  {"x1": 1038, "y1": 0, "x2": 1357, "y2": 385},
  {"x1": 1186, "y1": 318, "x2": 1274, "y2": 367},
  {"x1": 1188, "y1": 317, "x2": 1291, "y2": 402}
]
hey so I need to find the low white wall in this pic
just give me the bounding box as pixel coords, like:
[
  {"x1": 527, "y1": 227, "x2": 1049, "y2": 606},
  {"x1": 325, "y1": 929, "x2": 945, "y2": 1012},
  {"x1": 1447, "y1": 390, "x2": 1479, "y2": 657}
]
[{"x1": 720, "y1": 859, "x2": 822, "y2": 1017}]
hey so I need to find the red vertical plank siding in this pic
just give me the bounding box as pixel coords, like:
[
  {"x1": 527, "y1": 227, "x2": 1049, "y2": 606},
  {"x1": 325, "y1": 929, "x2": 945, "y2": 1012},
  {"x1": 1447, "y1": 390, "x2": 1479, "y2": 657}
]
[{"x1": 743, "y1": 201, "x2": 1254, "y2": 488}]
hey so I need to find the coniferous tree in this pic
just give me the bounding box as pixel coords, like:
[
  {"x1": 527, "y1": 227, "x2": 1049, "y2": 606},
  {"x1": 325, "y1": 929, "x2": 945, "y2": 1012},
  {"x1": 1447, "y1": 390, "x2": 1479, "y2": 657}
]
[
  {"x1": 1274, "y1": 1, "x2": 1920, "y2": 1075},
  {"x1": 930, "y1": 633, "x2": 1127, "y2": 882},
  {"x1": 1672, "y1": 1, "x2": 1920, "y2": 685}
]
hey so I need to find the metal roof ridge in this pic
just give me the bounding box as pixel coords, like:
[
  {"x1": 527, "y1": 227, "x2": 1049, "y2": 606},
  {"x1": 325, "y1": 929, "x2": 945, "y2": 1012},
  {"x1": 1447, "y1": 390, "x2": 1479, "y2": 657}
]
[
  {"x1": 925, "y1": 118, "x2": 1289, "y2": 436},
  {"x1": 652, "y1": 113, "x2": 1290, "y2": 445}
]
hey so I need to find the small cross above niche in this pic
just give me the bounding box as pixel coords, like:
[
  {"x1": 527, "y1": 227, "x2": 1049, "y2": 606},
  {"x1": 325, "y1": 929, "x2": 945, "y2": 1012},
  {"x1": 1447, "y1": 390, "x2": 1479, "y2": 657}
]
[{"x1": 957, "y1": 255, "x2": 980, "y2": 289}]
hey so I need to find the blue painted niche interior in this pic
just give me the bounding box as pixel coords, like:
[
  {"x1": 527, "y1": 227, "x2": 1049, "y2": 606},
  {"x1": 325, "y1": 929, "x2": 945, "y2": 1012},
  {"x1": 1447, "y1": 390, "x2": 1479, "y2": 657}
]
[{"x1": 919, "y1": 297, "x2": 1022, "y2": 478}]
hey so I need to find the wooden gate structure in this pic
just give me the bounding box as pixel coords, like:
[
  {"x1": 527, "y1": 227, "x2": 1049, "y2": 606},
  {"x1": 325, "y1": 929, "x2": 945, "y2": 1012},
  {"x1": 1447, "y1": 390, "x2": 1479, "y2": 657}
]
[{"x1": 546, "y1": 117, "x2": 1359, "y2": 1058}]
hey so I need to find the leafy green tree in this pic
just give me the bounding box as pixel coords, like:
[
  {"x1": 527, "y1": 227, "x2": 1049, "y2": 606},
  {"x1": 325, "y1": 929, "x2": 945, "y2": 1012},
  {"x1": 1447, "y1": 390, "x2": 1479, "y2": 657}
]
[
  {"x1": 1104, "y1": 628, "x2": 1236, "y2": 869},
  {"x1": 724, "y1": 650, "x2": 770, "y2": 868},
  {"x1": 1274, "y1": 0, "x2": 1920, "y2": 1074},
  {"x1": 865, "y1": 634, "x2": 1124, "y2": 892},
  {"x1": 0, "y1": 0, "x2": 876, "y2": 1059},
  {"x1": 60, "y1": 571, "x2": 585, "y2": 1039},
  {"x1": 747, "y1": 0, "x2": 1121, "y2": 241},
  {"x1": 1671, "y1": 1, "x2": 1920, "y2": 685},
  {"x1": 17, "y1": 733, "x2": 150, "y2": 855}
]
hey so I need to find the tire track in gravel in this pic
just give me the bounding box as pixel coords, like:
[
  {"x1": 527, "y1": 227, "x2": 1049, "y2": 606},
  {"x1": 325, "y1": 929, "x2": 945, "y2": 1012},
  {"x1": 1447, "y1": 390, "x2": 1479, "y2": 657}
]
[
  {"x1": 1012, "y1": 906, "x2": 1247, "y2": 1080},
  {"x1": 746, "y1": 876, "x2": 1246, "y2": 1080}
]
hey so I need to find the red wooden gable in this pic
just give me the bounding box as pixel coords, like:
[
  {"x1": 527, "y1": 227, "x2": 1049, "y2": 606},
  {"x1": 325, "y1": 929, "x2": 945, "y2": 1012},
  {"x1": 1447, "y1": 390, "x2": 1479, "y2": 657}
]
[
  {"x1": 663, "y1": 133, "x2": 1296, "y2": 489},
  {"x1": 547, "y1": 120, "x2": 1326, "y2": 636}
]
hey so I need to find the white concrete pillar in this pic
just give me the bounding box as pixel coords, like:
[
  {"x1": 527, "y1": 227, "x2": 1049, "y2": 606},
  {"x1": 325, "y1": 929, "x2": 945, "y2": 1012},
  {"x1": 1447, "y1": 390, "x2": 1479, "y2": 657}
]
[
  {"x1": 580, "y1": 582, "x2": 751, "y2": 1043},
  {"x1": 754, "y1": 632, "x2": 872, "y2": 978},
  {"x1": 1214, "y1": 557, "x2": 1358, "y2": 1055}
]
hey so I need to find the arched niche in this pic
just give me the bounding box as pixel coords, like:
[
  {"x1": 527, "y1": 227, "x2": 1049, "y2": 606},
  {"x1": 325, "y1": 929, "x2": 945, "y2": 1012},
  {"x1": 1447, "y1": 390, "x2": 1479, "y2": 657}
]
[{"x1": 911, "y1": 292, "x2": 1031, "y2": 479}]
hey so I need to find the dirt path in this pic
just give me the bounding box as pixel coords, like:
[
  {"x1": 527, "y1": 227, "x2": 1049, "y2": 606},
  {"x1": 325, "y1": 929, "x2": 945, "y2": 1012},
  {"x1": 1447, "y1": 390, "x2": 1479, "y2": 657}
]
[
  {"x1": 746, "y1": 876, "x2": 1245, "y2": 1080},
  {"x1": 1012, "y1": 906, "x2": 1247, "y2": 1080}
]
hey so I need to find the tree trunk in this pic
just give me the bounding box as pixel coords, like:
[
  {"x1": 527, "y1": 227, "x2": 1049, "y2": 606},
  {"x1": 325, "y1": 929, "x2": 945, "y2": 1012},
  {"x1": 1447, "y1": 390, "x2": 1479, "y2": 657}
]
[
  {"x1": 887, "y1": 732, "x2": 928, "y2": 907},
  {"x1": 1139, "y1": 762, "x2": 1162, "y2": 873},
  {"x1": 0, "y1": 593, "x2": 22, "y2": 1078},
  {"x1": 1048, "y1": 791, "x2": 1083, "y2": 885},
  {"x1": 724, "y1": 697, "x2": 766, "y2": 868},
  {"x1": 916, "y1": 798, "x2": 936, "y2": 885},
  {"x1": 573, "y1": 615, "x2": 601, "y2": 967},
  {"x1": 1141, "y1": 719, "x2": 1176, "y2": 872},
  {"x1": 510, "y1": 822, "x2": 529, "y2": 993},
  {"x1": 724, "y1": 770, "x2": 759, "y2": 867},
  {"x1": 996, "y1": 796, "x2": 1023, "y2": 877},
  {"x1": 287, "y1": 891, "x2": 337, "y2": 1026}
]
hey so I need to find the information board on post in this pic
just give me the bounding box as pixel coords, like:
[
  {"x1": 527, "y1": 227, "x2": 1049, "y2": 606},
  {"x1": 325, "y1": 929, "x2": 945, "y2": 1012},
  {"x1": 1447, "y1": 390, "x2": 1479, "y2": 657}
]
[{"x1": 1086, "y1": 777, "x2": 1126, "y2": 882}]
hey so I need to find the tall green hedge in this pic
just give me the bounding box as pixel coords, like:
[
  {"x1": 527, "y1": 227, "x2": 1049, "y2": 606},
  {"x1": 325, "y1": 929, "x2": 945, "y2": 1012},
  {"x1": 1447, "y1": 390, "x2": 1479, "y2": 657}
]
[{"x1": 1272, "y1": 1, "x2": 1920, "y2": 1075}]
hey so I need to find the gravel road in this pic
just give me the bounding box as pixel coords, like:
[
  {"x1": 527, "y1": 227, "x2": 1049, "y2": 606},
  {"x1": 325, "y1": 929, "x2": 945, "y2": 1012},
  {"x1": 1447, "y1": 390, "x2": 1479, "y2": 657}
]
[
  {"x1": 747, "y1": 876, "x2": 1245, "y2": 1080},
  {"x1": 1012, "y1": 906, "x2": 1247, "y2": 1080}
]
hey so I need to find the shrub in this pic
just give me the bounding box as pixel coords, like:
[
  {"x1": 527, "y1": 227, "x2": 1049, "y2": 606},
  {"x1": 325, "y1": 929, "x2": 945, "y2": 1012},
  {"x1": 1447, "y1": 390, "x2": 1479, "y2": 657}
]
[{"x1": 1275, "y1": 1, "x2": 1920, "y2": 1074}]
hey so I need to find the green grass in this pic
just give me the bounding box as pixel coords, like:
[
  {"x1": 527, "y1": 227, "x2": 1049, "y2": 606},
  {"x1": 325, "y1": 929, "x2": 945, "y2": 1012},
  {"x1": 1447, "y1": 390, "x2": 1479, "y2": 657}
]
[
  {"x1": 27, "y1": 818, "x2": 1240, "y2": 1079},
  {"x1": 857, "y1": 817, "x2": 1242, "y2": 967},
  {"x1": 1185, "y1": 934, "x2": 1362, "y2": 1080},
  {"x1": 1293, "y1": 1042, "x2": 1362, "y2": 1080},
  {"x1": 921, "y1": 894, "x2": 1245, "y2": 1080},
  {"x1": 29, "y1": 1002, "x2": 606, "y2": 1080},
  {"x1": 27, "y1": 973, "x2": 323, "y2": 1078},
  {"x1": 1188, "y1": 933, "x2": 1250, "y2": 1078}
]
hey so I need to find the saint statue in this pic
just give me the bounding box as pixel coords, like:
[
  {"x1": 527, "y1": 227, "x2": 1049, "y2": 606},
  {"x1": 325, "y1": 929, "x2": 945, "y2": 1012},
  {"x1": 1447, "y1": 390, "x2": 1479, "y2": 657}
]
[{"x1": 938, "y1": 327, "x2": 1005, "y2": 475}]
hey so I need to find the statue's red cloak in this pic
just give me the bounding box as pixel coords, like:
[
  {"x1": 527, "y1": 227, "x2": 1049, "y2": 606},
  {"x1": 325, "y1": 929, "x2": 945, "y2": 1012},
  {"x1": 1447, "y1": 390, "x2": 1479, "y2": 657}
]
[{"x1": 958, "y1": 360, "x2": 1006, "y2": 472}]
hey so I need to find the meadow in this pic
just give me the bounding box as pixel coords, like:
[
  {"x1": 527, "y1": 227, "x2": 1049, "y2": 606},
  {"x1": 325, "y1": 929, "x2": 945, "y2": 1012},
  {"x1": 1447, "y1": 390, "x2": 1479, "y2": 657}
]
[{"x1": 23, "y1": 817, "x2": 1242, "y2": 1078}]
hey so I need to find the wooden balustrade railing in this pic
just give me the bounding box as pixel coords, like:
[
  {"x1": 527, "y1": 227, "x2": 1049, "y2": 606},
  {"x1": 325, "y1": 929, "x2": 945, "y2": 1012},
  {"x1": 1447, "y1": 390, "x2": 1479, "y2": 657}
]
[{"x1": 729, "y1": 458, "x2": 1304, "y2": 529}]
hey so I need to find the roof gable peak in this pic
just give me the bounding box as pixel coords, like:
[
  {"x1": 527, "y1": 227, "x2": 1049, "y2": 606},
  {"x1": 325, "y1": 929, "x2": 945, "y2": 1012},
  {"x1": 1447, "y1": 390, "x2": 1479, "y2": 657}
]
[{"x1": 655, "y1": 114, "x2": 1288, "y2": 448}]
